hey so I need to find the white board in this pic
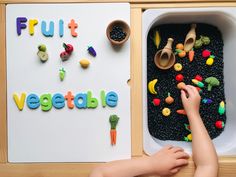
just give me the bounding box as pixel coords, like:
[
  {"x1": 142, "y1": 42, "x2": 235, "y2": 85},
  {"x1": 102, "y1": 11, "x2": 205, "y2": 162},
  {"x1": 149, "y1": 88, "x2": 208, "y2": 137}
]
[{"x1": 6, "y1": 3, "x2": 131, "y2": 162}]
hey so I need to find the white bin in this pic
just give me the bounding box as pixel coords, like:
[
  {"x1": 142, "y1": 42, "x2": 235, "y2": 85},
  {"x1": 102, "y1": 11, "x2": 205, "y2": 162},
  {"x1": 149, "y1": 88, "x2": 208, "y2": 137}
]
[{"x1": 142, "y1": 8, "x2": 236, "y2": 155}]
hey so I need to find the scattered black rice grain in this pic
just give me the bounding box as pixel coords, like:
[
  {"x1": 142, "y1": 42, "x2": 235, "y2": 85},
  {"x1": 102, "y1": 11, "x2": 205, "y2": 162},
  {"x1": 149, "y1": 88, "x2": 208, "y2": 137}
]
[{"x1": 147, "y1": 23, "x2": 226, "y2": 141}]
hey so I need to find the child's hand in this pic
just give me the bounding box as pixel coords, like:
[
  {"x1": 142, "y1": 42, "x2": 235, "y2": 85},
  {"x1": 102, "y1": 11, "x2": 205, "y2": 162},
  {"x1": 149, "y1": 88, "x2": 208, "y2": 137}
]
[
  {"x1": 148, "y1": 145, "x2": 189, "y2": 176},
  {"x1": 181, "y1": 85, "x2": 201, "y2": 117}
]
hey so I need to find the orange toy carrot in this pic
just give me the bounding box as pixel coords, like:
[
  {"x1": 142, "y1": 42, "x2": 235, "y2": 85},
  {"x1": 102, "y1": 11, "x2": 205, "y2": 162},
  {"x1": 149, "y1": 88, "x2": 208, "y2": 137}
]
[
  {"x1": 188, "y1": 49, "x2": 194, "y2": 62},
  {"x1": 176, "y1": 109, "x2": 187, "y2": 115},
  {"x1": 109, "y1": 115, "x2": 119, "y2": 145}
]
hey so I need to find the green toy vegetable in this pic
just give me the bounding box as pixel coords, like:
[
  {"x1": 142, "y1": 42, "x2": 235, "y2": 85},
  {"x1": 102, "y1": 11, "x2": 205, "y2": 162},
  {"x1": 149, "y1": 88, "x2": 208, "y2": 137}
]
[
  {"x1": 200, "y1": 35, "x2": 210, "y2": 45},
  {"x1": 194, "y1": 39, "x2": 202, "y2": 49},
  {"x1": 205, "y1": 77, "x2": 220, "y2": 91}
]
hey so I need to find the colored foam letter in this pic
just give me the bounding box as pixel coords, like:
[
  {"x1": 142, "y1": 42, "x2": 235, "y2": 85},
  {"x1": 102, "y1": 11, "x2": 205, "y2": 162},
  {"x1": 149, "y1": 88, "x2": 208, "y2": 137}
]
[
  {"x1": 87, "y1": 91, "x2": 98, "y2": 108},
  {"x1": 16, "y1": 17, "x2": 27, "y2": 35},
  {"x1": 52, "y1": 93, "x2": 65, "y2": 109},
  {"x1": 106, "y1": 91, "x2": 118, "y2": 107},
  {"x1": 29, "y1": 19, "x2": 38, "y2": 35},
  {"x1": 64, "y1": 91, "x2": 74, "y2": 109},
  {"x1": 74, "y1": 93, "x2": 87, "y2": 108},
  {"x1": 100, "y1": 90, "x2": 106, "y2": 107},
  {"x1": 41, "y1": 21, "x2": 54, "y2": 37},
  {"x1": 27, "y1": 93, "x2": 40, "y2": 109},
  {"x1": 40, "y1": 94, "x2": 52, "y2": 111},
  {"x1": 13, "y1": 92, "x2": 26, "y2": 111},
  {"x1": 59, "y1": 19, "x2": 64, "y2": 37},
  {"x1": 68, "y1": 19, "x2": 78, "y2": 37}
]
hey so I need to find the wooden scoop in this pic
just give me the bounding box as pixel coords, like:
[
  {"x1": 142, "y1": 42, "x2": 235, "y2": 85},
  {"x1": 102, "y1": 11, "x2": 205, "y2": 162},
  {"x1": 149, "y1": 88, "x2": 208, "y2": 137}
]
[
  {"x1": 159, "y1": 38, "x2": 174, "y2": 66},
  {"x1": 154, "y1": 38, "x2": 175, "y2": 70},
  {"x1": 184, "y1": 24, "x2": 197, "y2": 52}
]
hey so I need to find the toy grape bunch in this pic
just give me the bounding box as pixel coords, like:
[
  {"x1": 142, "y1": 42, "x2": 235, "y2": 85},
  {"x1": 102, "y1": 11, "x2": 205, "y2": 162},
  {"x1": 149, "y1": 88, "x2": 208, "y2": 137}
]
[
  {"x1": 154, "y1": 38, "x2": 176, "y2": 70},
  {"x1": 60, "y1": 43, "x2": 74, "y2": 61},
  {"x1": 109, "y1": 115, "x2": 119, "y2": 146},
  {"x1": 87, "y1": 46, "x2": 97, "y2": 57},
  {"x1": 37, "y1": 44, "x2": 48, "y2": 62}
]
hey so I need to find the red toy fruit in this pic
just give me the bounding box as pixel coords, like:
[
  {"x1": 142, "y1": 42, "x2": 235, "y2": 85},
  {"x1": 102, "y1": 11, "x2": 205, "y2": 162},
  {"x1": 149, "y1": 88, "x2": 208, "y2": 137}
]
[
  {"x1": 63, "y1": 43, "x2": 74, "y2": 54},
  {"x1": 202, "y1": 49, "x2": 211, "y2": 58},
  {"x1": 152, "y1": 98, "x2": 161, "y2": 106},
  {"x1": 195, "y1": 75, "x2": 203, "y2": 81},
  {"x1": 60, "y1": 51, "x2": 70, "y2": 61},
  {"x1": 175, "y1": 74, "x2": 184, "y2": 82},
  {"x1": 215, "y1": 120, "x2": 225, "y2": 129}
]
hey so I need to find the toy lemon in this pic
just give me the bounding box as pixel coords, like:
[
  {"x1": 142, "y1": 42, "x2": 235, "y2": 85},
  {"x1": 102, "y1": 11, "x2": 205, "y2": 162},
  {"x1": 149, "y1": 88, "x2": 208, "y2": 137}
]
[
  {"x1": 174, "y1": 63, "x2": 183, "y2": 71},
  {"x1": 162, "y1": 107, "x2": 171, "y2": 117},
  {"x1": 79, "y1": 59, "x2": 90, "y2": 69}
]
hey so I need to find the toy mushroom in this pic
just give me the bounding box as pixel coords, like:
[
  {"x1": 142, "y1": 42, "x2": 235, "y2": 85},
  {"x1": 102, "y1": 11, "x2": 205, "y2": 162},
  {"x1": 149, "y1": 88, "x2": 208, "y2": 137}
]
[
  {"x1": 205, "y1": 77, "x2": 220, "y2": 91},
  {"x1": 184, "y1": 24, "x2": 197, "y2": 52}
]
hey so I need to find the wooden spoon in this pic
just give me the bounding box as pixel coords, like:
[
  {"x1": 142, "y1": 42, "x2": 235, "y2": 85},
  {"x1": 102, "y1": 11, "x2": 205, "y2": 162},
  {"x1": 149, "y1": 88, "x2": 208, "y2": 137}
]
[
  {"x1": 159, "y1": 38, "x2": 174, "y2": 66},
  {"x1": 154, "y1": 38, "x2": 175, "y2": 70},
  {"x1": 184, "y1": 24, "x2": 197, "y2": 52}
]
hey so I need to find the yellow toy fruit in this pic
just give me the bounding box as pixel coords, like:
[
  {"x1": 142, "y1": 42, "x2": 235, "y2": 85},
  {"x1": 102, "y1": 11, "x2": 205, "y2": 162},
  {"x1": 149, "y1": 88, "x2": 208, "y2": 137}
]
[
  {"x1": 177, "y1": 82, "x2": 186, "y2": 89},
  {"x1": 176, "y1": 43, "x2": 184, "y2": 50},
  {"x1": 206, "y1": 57, "x2": 214, "y2": 66},
  {"x1": 187, "y1": 134, "x2": 192, "y2": 141},
  {"x1": 174, "y1": 63, "x2": 183, "y2": 71},
  {"x1": 148, "y1": 79, "x2": 158, "y2": 95},
  {"x1": 79, "y1": 59, "x2": 90, "y2": 68},
  {"x1": 162, "y1": 108, "x2": 171, "y2": 117}
]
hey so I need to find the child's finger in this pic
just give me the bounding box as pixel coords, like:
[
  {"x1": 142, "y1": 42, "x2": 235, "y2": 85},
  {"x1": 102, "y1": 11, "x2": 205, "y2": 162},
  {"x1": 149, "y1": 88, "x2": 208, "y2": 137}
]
[
  {"x1": 188, "y1": 85, "x2": 199, "y2": 94},
  {"x1": 175, "y1": 151, "x2": 190, "y2": 159},
  {"x1": 183, "y1": 85, "x2": 194, "y2": 97},
  {"x1": 170, "y1": 146, "x2": 184, "y2": 153},
  {"x1": 170, "y1": 167, "x2": 181, "y2": 174},
  {"x1": 181, "y1": 90, "x2": 187, "y2": 100},
  {"x1": 164, "y1": 145, "x2": 173, "y2": 150},
  {"x1": 175, "y1": 159, "x2": 189, "y2": 167}
]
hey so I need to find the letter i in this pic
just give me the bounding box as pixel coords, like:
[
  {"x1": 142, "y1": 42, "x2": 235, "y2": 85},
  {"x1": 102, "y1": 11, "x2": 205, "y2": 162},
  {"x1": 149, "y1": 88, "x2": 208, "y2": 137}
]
[{"x1": 59, "y1": 19, "x2": 64, "y2": 37}]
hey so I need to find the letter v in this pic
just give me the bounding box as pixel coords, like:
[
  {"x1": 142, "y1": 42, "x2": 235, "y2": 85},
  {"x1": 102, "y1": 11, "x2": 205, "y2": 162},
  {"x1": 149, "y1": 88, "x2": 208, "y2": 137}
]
[{"x1": 13, "y1": 92, "x2": 26, "y2": 111}]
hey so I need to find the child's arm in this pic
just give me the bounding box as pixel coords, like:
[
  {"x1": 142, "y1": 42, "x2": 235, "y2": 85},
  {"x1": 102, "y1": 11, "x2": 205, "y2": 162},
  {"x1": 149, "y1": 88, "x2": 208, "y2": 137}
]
[
  {"x1": 181, "y1": 85, "x2": 219, "y2": 177},
  {"x1": 89, "y1": 145, "x2": 189, "y2": 177}
]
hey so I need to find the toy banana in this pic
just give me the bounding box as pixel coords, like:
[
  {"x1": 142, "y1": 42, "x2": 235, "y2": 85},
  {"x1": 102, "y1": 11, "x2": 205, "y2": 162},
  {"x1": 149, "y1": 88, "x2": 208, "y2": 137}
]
[
  {"x1": 153, "y1": 31, "x2": 161, "y2": 49},
  {"x1": 148, "y1": 79, "x2": 158, "y2": 95}
]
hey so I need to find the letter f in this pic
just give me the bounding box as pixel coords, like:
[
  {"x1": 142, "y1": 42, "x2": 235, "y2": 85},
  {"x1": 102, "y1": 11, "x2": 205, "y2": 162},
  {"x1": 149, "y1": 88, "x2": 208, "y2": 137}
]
[{"x1": 16, "y1": 17, "x2": 27, "y2": 35}]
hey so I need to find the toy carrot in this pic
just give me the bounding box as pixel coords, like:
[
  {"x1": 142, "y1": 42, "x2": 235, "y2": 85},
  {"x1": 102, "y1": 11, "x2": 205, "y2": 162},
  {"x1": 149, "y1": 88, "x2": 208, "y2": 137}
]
[
  {"x1": 109, "y1": 115, "x2": 119, "y2": 145},
  {"x1": 176, "y1": 109, "x2": 187, "y2": 115},
  {"x1": 188, "y1": 49, "x2": 194, "y2": 62}
]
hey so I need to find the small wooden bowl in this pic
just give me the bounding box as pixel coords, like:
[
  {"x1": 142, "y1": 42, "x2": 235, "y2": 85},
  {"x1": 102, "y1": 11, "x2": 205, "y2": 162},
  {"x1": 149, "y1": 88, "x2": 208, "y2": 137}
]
[
  {"x1": 106, "y1": 20, "x2": 130, "y2": 45},
  {"x1": 154, "y1": 50, "x2": 176, "y2": 70}
]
